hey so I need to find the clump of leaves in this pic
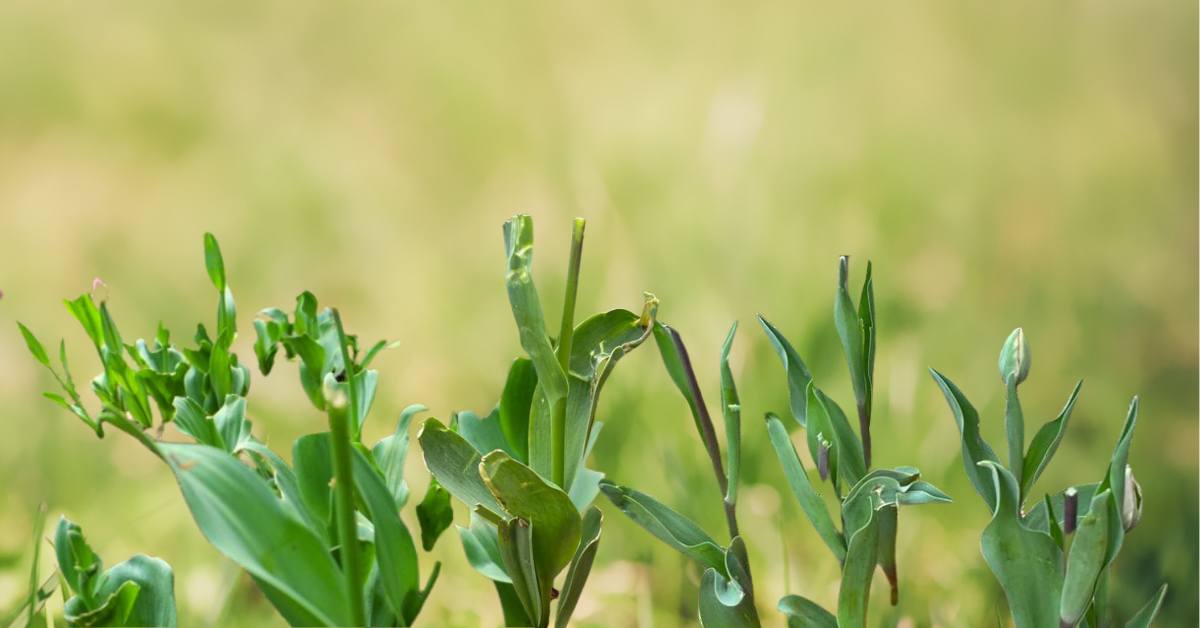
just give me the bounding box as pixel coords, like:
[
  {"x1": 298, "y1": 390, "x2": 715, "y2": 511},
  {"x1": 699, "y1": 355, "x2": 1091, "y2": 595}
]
[
  {"x1": 930, "y1": 328, "x2": 1167, "y2": 628},
  {"x1": 759, "y1": 258, "x2": 951, "y2": 627},
  {"x1": 20, "y1": 235, "x2": 439, "y2": 626},
  {"x1": 52, "y1": 517, "x2": 177, "y2": 627},
  {"x1": 600, "y1": 320, "x2": 759, "y2": 626},
  {"x1": 417, "y1": 215, "x2": 657, "y2": 627}
]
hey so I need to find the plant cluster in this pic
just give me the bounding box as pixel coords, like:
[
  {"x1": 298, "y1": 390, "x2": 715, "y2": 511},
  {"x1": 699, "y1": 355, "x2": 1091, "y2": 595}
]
[{"x1": 12, "y1": 216, "x2": 1168, "y2": 627}]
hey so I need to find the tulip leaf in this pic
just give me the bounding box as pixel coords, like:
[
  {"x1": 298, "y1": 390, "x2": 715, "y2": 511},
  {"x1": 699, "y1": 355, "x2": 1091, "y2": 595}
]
[
  {"x1": 160, "y1": 443, "x2": 353, "y2": 627},
  {"x1": 499, "y1": 358, "x2": 537, "y2": 462},
  {"x1": 1060, "y1": 490, "x2": 1112, "y2": 626},
  {"x1": 719, "y1": 321, "x2": 742, "y2": 505},
  {"x1": 764, "y1": 412, "x2": 845, "y2": 561},
  {"x1": 598, "y1": 481, "x2": 727, "y2": 574},
  {"x1": 417, "y1": 419, "x2": 505, "y2": 518},
  {"x1": 698, "y1": 538, "x2": 758, "y2": 628},
  {"x1": 757, "y1": 315, "x2": 815, "y2": 427},
  {"x1": 480, "y1": 451, "x2": 582, "y2": 585},
  {"x1": 1124, "y1": 583, "x2": 1167, "y2": 628},
  {"x1": 930, "y1": 369, "x2": 1001, "y2": 511},
  {"x1": 351, "y1": 448, "x2": 421, "y2": 624},
  {"x1": 1021, "y1": 381, "x2": 1082, "y2": 500},
  {"x1": 807, "y1": 382, "x2": 866, "y2": 488},
  {"x1": 458, "y1": 513, "x2": 510, "y2": 583},
  {"x1": 496, "y1": 517, "x2": 543, "y2": 626},
  {"x1": 834, "y1": 257, "x2": 870, "y2": 464},
  {"x1": 555, "y1": 506, "x2": 603, "y2": 628},
  {"x1": 779, "y1": 594, "x2": 837, "y2": 628},
  {"x1": 977, "y1": 461, "x2": 1062, "y2": 628},
  {"x1": 372, "y1": 404, "x2": 427, "y2": 510}
]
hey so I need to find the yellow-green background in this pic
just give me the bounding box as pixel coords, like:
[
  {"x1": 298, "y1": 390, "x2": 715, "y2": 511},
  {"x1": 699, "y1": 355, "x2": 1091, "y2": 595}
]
[{"x1": 0, "y1": 2, "x2": 1195, "y2": 625}]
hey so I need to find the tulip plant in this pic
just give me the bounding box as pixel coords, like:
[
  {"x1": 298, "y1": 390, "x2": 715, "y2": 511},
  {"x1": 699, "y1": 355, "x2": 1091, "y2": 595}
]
[
  {"x1": 417, "y1": 215, "x2": 658, "y2": 627},
  {"x1": 758, "y1": 258, "x2": 951, "y2": 627},
  {"x1": 930, "y1": 328, "x2": 1167, "y2": 628},
  {"x1": 600, "y1": 321, "x2": 759, "y2": 626},
  {"x1": 19, "y1": 235, "x2": 442, "y2": 627}
]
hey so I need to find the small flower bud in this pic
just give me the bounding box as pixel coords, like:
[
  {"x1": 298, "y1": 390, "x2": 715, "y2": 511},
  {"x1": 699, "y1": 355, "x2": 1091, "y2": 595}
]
[
  {"x1": 1122, "y1": 465, "x2": 1143, "y2": 532},
  {"x1": 817, "y1": 440, "x2": 831, "y2": 481},
  {"x1": 91, "y1": 277, "x2": 109, "y2": 302},
  {"x1": 1063, "y1": 486, "x2": 1079, "y2": 535},
  {"x1": 998, "y1": 327, "x2": 1031, "y2": 385}
]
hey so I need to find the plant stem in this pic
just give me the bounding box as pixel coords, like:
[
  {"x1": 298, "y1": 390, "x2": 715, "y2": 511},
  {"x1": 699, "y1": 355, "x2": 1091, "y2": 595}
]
[
  {"x1": 328, "y1": 309, "x2": 365, "y2": 626},
  {"x1": 332, "y1": 309, "x2": 361, "y2": 441},
  {"x1": 552, "y1": 218, "x2": 586, "y2": 488},
  {"x1": 667, "y1": 328, "x2": 741, "y2": 540}
]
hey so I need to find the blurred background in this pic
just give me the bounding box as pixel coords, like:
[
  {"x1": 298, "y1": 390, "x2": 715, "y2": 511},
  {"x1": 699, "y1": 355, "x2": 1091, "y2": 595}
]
[{"x1": 0, "y1": 1, "x2": 1195, "y2": 626}]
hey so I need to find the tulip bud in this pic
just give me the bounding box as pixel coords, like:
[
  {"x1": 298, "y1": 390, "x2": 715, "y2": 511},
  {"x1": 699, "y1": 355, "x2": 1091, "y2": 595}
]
[
  {"x1": 1063, "y1": 486, "x2": 1079, "y2": 535},
  {"x1": 817, "y1": 440, "x2": 830, "y2": 481},
  {"x1": 1122, "y1": 465, "x2": 1143, "y2": 532},
  {"x1": 998, "y1": 327, "x2": 1031, "y2": 385}
]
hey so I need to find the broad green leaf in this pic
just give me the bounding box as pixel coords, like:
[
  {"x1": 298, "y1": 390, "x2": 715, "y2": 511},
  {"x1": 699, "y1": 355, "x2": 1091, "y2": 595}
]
[
  {"x1": 89, "y1": 555, "x2": 176, "y2": 627},
  {"x1": 698, "y1": 538, "x2": 758, "y2": 628},
  {"x1": 757, "y1": 315, "x2": 815, "y2": 427},
  {"x1": 764, "y1": 412, "x2": 845, "y2": 561},
  {"x1": 417, "y1": 418, "x2": 504, "y2": 518},
  {"x1": 481, "y1": 451, "x2": 582, "y2": 584},
  {"x1": 160, "y1": 443, "x2": 353, "y2": 626},
  {"x1": 834, "y1": 257, "x2": 869, "y2": 462},
  {"x1": 499, "y1": 358, "x2": 537, "y2": 462},
  {"x1": 1061, "y1": 490, "x2": 1112, "y2": 626},
  {"x1": 563, "y1": 304, "x2": 655, "y2": 491},
  {"x1": 502, "y1": 214, "x2": 568, "y2": 405},
  {"x1": 598, "y1": 481, "x2": 726, "y2": 574},
  {"x1": 779, "y1": 594, "x2": 837, "y2": 628},
  {"x1": 930, "y1": 369, "x2": 1001, "y2": 511},
  {"x1": 496, "y1": 517, "x2": 543, "y2": 626},
  {"x1": 719, "y1": 322, "x2": 741, "y2": 505},
  {"x1": 352, "y1": 448, "x2": 420, "y2": 624},
  {"x1": 293, "y1": 433, "x2": 335, "y2": 535},
  {"x1": 239, "y1": 439, "x2": 324, "y2": 537},
  {"x1": 458, "y1": 409, "x2": 515, "y2": 459},
  {"x1": 1021, "y1": 381, "x2": 1082, "y2": 500},
  {"x1": 1124, "y1": 583, "x2": 1167, "y2": 628},
  {"x1": 977, "y1": 461, "x2": 1062, "y2": 628},
  {"x1": 416, "y1": 478, "x2": 454, "y2": 551},
  {"x1": 372, "y1": 404, "x2": 426, "y2": 509},
  {"x1": 555, "y1": 506, "x2": 603, "y2": 628},
  {"x1": 458, "y1": 513, "x2": 510, "y2": 583}
]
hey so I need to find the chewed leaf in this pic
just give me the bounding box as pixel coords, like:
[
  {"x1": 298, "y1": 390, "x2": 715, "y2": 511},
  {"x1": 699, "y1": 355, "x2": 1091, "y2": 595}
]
[
  {"x1": 480, "y1": 451, "x2": 581, "y2": 582},
  {"x1": 417, "y1": 419, "x2": 505, "y2": 518}
]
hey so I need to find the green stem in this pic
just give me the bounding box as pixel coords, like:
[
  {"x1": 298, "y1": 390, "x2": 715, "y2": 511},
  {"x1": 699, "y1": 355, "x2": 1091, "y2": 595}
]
[
  {"x1": 327, "y1": 392, "x2": 365, "y2": 626},
  {"x1": 328, "y1": 309, "x2": 365, "y2": 625},
  {"x1": 552, "y1": 218, "x2": 586, "y2": 488},
  {"x1": 332, "y1": 309, "x2": 361, "y2": 441},
  {"x1": 1004, "y1": 376, "x2": 1025, "y2": 500}
]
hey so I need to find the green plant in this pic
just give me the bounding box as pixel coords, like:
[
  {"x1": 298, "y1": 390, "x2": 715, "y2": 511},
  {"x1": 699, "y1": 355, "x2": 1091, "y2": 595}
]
[
  {"x1": 19, "y1": 235, "x2": 440, "y2": 626},
  {"x1": 417, "y1": 214, "x2": 657, "y2": 627},
  {"x1": 600, "y1": 321, "x2": 759, "y2": 626},
  {"x1": 52, "y1": 517, "x2": 177, "y2": 627},
  {"x1": 758, "y1": 258, "x2": 950, "y2": 627},
  {"x1": 930, "y1": 327, "x2": 1168, "y2": 628}
]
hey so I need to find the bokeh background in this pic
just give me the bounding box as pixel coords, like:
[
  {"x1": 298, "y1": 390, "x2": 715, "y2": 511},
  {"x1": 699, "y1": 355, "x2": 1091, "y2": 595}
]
[{"x1": 0, "y1": 2, "x2": 1195, "y2": 626}]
